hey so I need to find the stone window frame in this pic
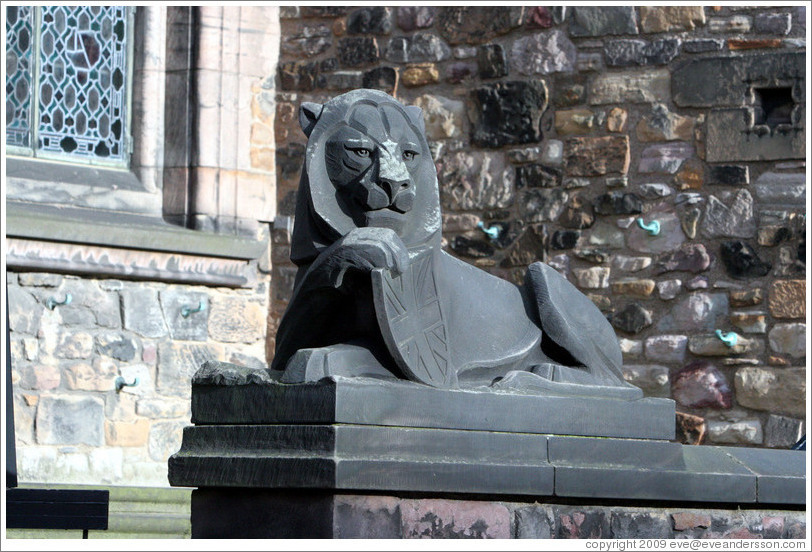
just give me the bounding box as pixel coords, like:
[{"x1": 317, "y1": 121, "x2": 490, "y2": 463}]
[{"x1": 6, "y1": 6, "x2": 280, "y2": 286}]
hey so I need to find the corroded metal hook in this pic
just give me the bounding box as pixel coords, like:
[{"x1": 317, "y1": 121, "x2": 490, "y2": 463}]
[
  {"x1": 637, "y1": 218, "x2": 661, "y2": 236},
  {"x1": 715, "y1": 329, "x2": 738, "y2": 348}
]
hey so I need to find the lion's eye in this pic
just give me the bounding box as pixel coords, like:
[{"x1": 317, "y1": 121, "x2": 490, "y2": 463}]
[
  {"x1": 351, "y1": 148, "x2": 371, "y2": 158},
  {"x1": 402, "y1": 150, "x2": 418, "y2": 161}
]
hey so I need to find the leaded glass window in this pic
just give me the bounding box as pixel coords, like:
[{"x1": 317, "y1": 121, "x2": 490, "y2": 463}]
[{"x1": 5, "y1": 5, "x2": 133, "y2": 167}]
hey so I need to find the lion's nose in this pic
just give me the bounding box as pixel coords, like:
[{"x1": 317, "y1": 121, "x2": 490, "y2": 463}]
[{"x1": 378, "y1": 177, "x2": 411, "y2": 204}]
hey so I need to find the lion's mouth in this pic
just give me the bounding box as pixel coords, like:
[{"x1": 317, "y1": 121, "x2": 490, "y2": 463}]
[{"x1": 364, "y1": 209, "x2": 406, "y2": 232}]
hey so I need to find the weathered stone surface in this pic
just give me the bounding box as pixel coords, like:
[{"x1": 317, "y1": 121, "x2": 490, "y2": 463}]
[
  {"x1": 281, "y1": 24, "x2": 332, "y2": 57},
  {"x1": 20, "y1": 363, "x2": 60, "y2": 390},
  {"x1": 511, "y1": 30, "x2": 577, "y2": 75},
  {"x1": 278, "y1": 61, "x2": 319, "y2": 91},
  {"x1": 707, "y1": 165, "x2": 749, "y2": 186},
  {"x1": 730, "y1": 312, "x2": 767, "y2": 334},
  {"x1": 610, "y1": 303, "x2": 653, "y2": 334},
  {"x1": 519, "y1": 188, "x2": 568, "y2": 223},
  {"x1": 438, "y1": 152, "x2": 513, "y2": 210},
  {"x1": 622, "y1": 364, "x2": 669, "y2": 397},
  {"x1": 754, "y1": 13, "x2": 791, "y2": 35},
  {"x1": 655, "y1": 244, "x2": 711, "y2": 274},
  {"x1": 656, "y1": 293, "x2": 729, "y2": 332},
  {"x1": 564, "y1": 136, "x2": 629, "y2": 177},
  {"x1": 753, "y1": 172, "x2": 806, "y2": 205},
  {"x1": 768, "y1": 323, "x2": 806, "y2": 358},
  {"x1": 708, "y1": 15, "x2": 752, "y2": 33},
  {"x1": 679, "y1": 207, "x2": 701, "y2": 240},
  {"x1": 638, "y1": 142, "x2": 693, "y2": 174},
  {"x1": 337, "y1": 37, "x2": 379, "y2": 67},
  {"x1": 604, "y1": 38, "x2": 680, "y2": 67},
  {"x1": 396, "y1": 7, "x2": 435, "y2": 31},
  {"x1": 208, "y1": 298, "x2": 264, "y2": 343},
  {"x1": 515, "y1": 163, "x2": 562, "y2": 189},
  {"x1": 476, "y1": 44, "x2": 507, "y2": 79},
  {"x1": 627, "y1": 211, "x2": 686, "y2": 254},
  {"x1": 450, "y1": 236, "x2": 494, "y2": 259},
  {"x1": 437, "y1": 7, "x2": 524, "y2": 45},
  {"x1": 541, "y1": 140, "x2": 564, "y2": 167},
  {"x1": 157, "y1": 341, "x2": 220, "y2": 397},
  {"x1": 688, "y1": 335, "x2": 761, "y2": 356},
  {"x1": 18, "y1": 273, "x2": 63, "y2": 287},
  {"x1": 702, "y1": 191, "x2": 756, "y2": 239},
  {"x1": 611, "y1": 512, "x2": 674, "y2": 539},
  {"x1": 727, "y1": 38, "x2": 782, "y2": 50},
  {"x1": 768, "y1": 280, "x2": 805, "y2": 319},
  {"x1": 553, "y1": 77, "x2": 586, "y2": 108},
  {"x1": 707, "y1": 420, "x2": 763, "y2": 445},
  {"x1": 555, "y1": 108, "x2": 598, "y2": 135},
  {"x1": 559, "y1": 195, "x2": 595, "y2": 230},
  {"x1": 8, "y1": 286, "x2": 41, "y2": 335},
  {"x1": 639, "y1": 6, "x2": 705, "y2": 33},
  {"x1": 160, "y1": 290, "x2": 209, "y2": 341},
  {"x1": 606, "y1": 107, "x2": 627, "y2": 132},
  {"x1": 334, "y1": 496, "x2": 402, "y2": 539},
  {"x1": 507, "y1": 145, "x2": 543, "y2": 164},
  {"x1": 683, "y1": 38, "x2": 724, "y2": 53},
  {"x1": 637, "y1": 183, "x2": 673, "y2": 199},
  {"x1": 401, "y1": 63, "x2": 439, "y2": 87},
  {"x1": 672, "y1": 512, "x2": 711, "y2": 532},
  {"x1": 413, "y1": 95, "x2": 465, "y2": 140},
  {"x1": 636, "y1": 104, "x2": 694, "y2": 142},
  {"x1": 63, "y1": 359, "x2": 116, "y2": 391},
  {"x1": 56, "y1": 331, "x2": 94, "y2": 359},
  {"x1": 611, "y1": 279, "x2": 655, "y2": 298},
  {"x1": 764, "y1": 415, "x2": 804, "y2": 449},
  {"x1": 347, "y1": 7, "x2": 392, "y2": 35},
  {"x1": 587, "y1": 220, "x2": 625, "y2": 249},
  {"x1": 729, "y1": 288, "x2": 763, "y2": 307},
  {"x1": 320, "y1": 70, "x2": 364, "y2": 91},
  {"x1": 550, "y1": 230, "x2": 579, "y2": 251},
  {"x1": 148, "y1": 420, "x2": 187, "y2": 463},
  {"x1": 106, "y1": 419, "x2": 150, "y2": 447},
  {"x1": 502, "y1": 226, "x2": 545, "y2": 266},
  {"x1": 720, "y1": 241, "x2": 771, "y2": 279},
  {"x1": 36, "y1": 395, "x2": 104, "y2": 446},
  {"x1": 573, "y1": 267, "x2": 610, "y2": 290},
  {"x1": 122, "y1": 288, "x2": 168, "y2": 338},
  {"x1": 96, "y1": 332, "x2": 138, "y2": 361},
  {"x1": 574, "y1": 249, "x2": 612, "y2": 264},
  {"x1": 589, "y1": 68, "x2": 669, "y2": 105},
  {"x1": 758, "y1": 225, "x2": 792, "y2": 247},
  {"x1": 445, "y1": 62, "x2": 475, "y2": 84},
  {"x1": 554, "y1": 507, "x2": 611, "y2": 538},
  {"x1": 471, "y1": 81, "x2": 547, "y2": 147},
  {"x1": 362, "y1": 67, "x2": 397, "y2": 93},
  {"x1": 618, "y1": 338, "x2": 642, "y2": 357},
  {"x1": 593, "y1": 192, "x2": 642, "y2": 216},
  {"x1": 612, "y1": 255, "x2": 651, "y2": 272},
  {"x1": 136, "y1": 398, "x2": 189, "y2": 419},
  {"x1": 672, "y1": 361, "x2": 732, "y2": 409},
  {"x1": 569, "y1": 6, "x2": 638, "y2": 37},
  {"x1": 515, "y1": 506, "x2": 553, "y2": 539},
  {"x1": 300, "y1": 7, "x2": 347, "y2": 18},
  {"x1": 735, "y1": 367, "x2": 805, "y2": 417},
  {"x1": 401, "y1": 499, "x2": 510, "y2": 538},
  {"x1": 645, "y1": 335, "x2": 687, "y2": 363}
]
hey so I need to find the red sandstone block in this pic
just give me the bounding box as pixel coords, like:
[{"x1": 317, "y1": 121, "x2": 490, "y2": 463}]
[{"x1": 400, "y1": 498, "x2": 510, "y2": 539}]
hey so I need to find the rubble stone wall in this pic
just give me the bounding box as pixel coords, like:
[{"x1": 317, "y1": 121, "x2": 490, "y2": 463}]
[
  {"x1": 271, "y1": 6, "x2": 807, "y2": 448},
  {"x1": 7, "y1": 270, "x2": 271, "y2": 486}
]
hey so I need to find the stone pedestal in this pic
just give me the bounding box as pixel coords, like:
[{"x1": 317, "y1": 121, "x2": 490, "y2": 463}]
[{"x1": 169, "y1": 362, "x2": 805, "y2": 539}]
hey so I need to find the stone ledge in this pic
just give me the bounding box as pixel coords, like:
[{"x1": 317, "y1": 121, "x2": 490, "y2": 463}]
[
  {"x1": 190, "y1": 363, "x2": 676, "y2": 440},
  {"x1": 169, "y1": 424, "x2": 805, "y2": 505}
]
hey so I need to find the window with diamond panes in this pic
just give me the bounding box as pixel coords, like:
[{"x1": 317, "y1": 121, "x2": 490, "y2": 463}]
[{"x1": 5, "y1": 6, "x2": 133, "y2": 167}]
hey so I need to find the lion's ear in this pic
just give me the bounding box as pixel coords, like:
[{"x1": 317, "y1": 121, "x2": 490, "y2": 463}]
[
  {"x1": 405, "y1": 105, "x2": 425, "y2": 134},
  {"x1": 299, "y1": 102, "x2": 323, "y2": 137}
]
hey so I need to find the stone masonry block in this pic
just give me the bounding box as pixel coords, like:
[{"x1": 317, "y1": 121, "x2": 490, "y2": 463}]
[
  {"x1": 160, "y1": 290, "x2": 210, "y2": 341},
  {"x1": 735, "y1": 367, "x2": 805, "y2": 417},
  {"x1": 208, "y1": 297, "x2": 265, "y2": 343},
  {"x1": 401, "y1": 499, "x2": 510, "y2": 539},
  {"x1": 334, "y1": 496, "x2": 402, "y2": 538},
  {"x1": 8, "y1": 286, "x2": 42, "y2": 335},
  {"x1": 122, "y1": 288, "x2": 168, "y2": 338},
  {"x1": 36, "y1": 395, "x2": 105, "y2": 446},
  {"x1": 768, "y1": 280, "x2": 805, "y2": 319}
]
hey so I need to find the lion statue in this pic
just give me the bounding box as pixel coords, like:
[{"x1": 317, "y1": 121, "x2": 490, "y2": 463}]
[{"x1": 270, "y1": 89, "x2": 641, "y2": 399}]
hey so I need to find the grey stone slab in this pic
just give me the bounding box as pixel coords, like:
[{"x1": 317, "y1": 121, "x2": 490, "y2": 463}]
[
  {"x1": 550, "y1": 437, "x2": 758, "y2": 503},
  {"x1": 722, "y1": 447, "x2": 806, "y2": 504},
  {"x1": 169, "y1": 424, "x2": 554, "y2": 495},
  {"x1": 191, "y1": 372, "x2": 676, "y2": 440}
]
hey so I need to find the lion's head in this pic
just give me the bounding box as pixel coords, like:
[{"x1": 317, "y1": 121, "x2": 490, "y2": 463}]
[{"x1": 290, "y1": 90, "x2": 442, "y2": 265}]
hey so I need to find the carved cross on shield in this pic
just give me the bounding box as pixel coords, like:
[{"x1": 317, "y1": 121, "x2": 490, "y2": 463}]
[{"x1": 372, "y1": 250, "x2": 456, "y2": 388}]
